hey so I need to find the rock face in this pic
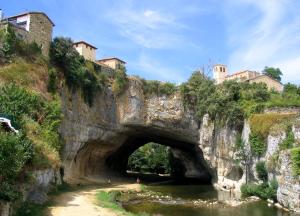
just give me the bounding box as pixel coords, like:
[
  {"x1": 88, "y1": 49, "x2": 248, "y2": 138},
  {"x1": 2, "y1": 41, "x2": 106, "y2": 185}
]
[
  {"x1": 277, "y1": 151, "x2": 300, "y2": 212},
  {"x1": 60, "y1": 77, "x2": 300, "y2": 211},
  {"x1": 25, "y1": 168, "x2": 62, "y2": 204}
]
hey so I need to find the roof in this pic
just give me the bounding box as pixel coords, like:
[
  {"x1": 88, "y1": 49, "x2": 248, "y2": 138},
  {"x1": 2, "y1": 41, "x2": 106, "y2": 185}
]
[
  {"x1": 246, "y1": 74, "x2": 283, "y2": 85},
  {"x1": 214, "y1": 64, "x2": 227, "y2": 67},
  {"x1": 97, "y1": 57, "x2": 126, "y2": 64},
  {"x1": 227, "y1": 70, "x2": 259, "y2": 78},
  {"x1": 73, "y1": 41, "x2": 97, "y2": 49},
  {"x1": 6, "y1": 11, "x2": 55, "y2": 26}
]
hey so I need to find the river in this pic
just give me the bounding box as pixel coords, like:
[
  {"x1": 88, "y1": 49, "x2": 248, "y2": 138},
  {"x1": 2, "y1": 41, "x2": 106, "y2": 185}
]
[{"x1": 121, "y1": 183, "x2": 298, "y2": 216}]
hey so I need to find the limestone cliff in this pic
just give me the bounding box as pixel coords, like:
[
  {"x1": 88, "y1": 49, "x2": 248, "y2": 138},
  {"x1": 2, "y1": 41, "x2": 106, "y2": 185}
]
[{"x1": 60, "y1": 76, "x2": 300, "y2": 212}]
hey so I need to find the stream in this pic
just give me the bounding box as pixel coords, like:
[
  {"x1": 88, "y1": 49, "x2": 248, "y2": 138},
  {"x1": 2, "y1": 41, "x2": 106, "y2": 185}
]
[{"x1": 120, "y1": 183, "x2": 298, "y2": 216}]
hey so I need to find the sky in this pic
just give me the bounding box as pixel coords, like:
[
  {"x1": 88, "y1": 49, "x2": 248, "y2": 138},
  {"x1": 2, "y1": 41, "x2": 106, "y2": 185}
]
[{"x1": 2, "y1": 0, "x2": 300, "y2": 84}]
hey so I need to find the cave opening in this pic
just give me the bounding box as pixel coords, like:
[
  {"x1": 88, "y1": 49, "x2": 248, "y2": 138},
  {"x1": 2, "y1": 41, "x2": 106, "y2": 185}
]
[{"x1": 105, "y1": 132, "x2": 212, "y2": 184}]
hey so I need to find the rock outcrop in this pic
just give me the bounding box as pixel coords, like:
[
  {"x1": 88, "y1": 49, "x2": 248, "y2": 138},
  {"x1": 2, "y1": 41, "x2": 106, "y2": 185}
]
[{"x1": 59, "y1": 77, "x2": 300, "y2": 212}]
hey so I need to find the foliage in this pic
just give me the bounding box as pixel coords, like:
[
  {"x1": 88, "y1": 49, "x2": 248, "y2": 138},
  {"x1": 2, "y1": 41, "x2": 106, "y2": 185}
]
[
  {"x1": 47, "y1": 68, "x2": 58, "y2": 94},
  {"x1": 291, "y1": 147, "x2": 300, "y2": 176},
  {"x1": 0, "y1": 84, "x2": 61, "y2": 167},
  {"x1": 280, "y1": 126, "x2": 295, "y2": 150},
  {"x1": 0, "y1": 83, "x2": 42, "y2": 128},
  {"x1": 141, "y1": 79, "x2": 177, "y2": 96},
  {"x1": 249, "y1": 113, "x2": 296, "y2": 139},
  {"x1": 127, "y1": 143, "x2": 171, "y2": 174},
  {"x1": 255, "y1": 161, "x2": 268, "y2": 182},
  {"x1": 262, "y1": 66, "x2": 283, "y2": 81},
  {"x1": 180, "y1": 72, "x2": 270, "y2": 127},
  {"x1": 96, "y1": 191, "x2": 148, "y2": 216},
  {"x1": 112, "y1": 65, "x2": 128, "y2": 95},
  {"x1": 0, "y1": 132, "x2": 34, "y2": 201},
  {"x1": 249, "y1": 133, "x2": 266, "y2": 157},
  {"x1": 241, "y1": 179, "x2": 278, "y2": 201},
  {"x1": 0, "y1": 25, "x2": 41, "y2": 63},
  {"x1": 50, "y1": 37, "x2": 103, "y2": 105}
]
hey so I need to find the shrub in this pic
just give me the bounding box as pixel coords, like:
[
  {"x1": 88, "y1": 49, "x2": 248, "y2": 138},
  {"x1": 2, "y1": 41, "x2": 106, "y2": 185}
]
[
  {"x1": 249, "y1": 133, "x2": 266, "y2": 157},
  {"x1": 141, "y1": 79, "x2": 177, "y2": 96},
  {"x1": 241, "y1": 179, "x2": 278, "y2": 201},
  {"x1": 112, "y1": 65, "x2": 128, "y2": 95},
  {"x1": 255, "y1": 161, "x2": 268, "y2": 182},
  {"x1": 47, "y1": 68, "x2": 58, "y2": 94},
  {"x1": 0, "y1": 26, "x2": 41, "y2": 62},
  {"x1": 0, "y1": 132, "x2": 34, "y2": 201},
  {"x1": 291, "y1": 147, "x2": 300, "y2": 176},
  {"x1": 50, "y1": 37, "x2": 104, "y2": 105},
  {"x1": 0, "y1": 83, "x2": 42, "y2": 127},
  {"x1": 280, "y1": 127, "x2": 295, "y2": 150}
]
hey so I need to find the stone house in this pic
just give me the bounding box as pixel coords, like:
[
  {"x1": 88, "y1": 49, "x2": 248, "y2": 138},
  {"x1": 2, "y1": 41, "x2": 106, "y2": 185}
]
[
  {"x1": 72, "y1": 40, "x2": 126, "y2": 71},
  {"x1": 73, "y1": 41, "x2": 97, "y2": 62},
  {"x1": 96, "y1": 57, "x2": 126, "y2": 70},
  {"x1": 0, "y1": 11, "x2": 54, "y2": 56},
  {"x1": 213, "y1": 64, "x2": 283, "y2": 92}
]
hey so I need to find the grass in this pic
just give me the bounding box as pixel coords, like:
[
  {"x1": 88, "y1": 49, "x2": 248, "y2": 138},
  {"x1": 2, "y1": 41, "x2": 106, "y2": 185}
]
[
  {"x1": 0, "y1": 58, "x2": 50, "y2": 97},
  {"x1": 249, "y1": 113, "x2": 297, "y2": 139},
  {"x1": 96, "y1": 191, "x2": 149, "y2": 216}
]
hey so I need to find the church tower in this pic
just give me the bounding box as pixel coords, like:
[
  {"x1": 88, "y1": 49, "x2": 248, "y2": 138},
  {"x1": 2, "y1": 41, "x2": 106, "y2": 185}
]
[{"x1": 213, "y1": 64, "x2": 228, "y2": 84}]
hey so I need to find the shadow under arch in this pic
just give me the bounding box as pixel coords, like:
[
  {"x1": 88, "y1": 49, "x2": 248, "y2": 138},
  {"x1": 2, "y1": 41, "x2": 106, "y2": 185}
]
[{"x1": 106, "y1": 132, "x2": 212, "y2": 184}]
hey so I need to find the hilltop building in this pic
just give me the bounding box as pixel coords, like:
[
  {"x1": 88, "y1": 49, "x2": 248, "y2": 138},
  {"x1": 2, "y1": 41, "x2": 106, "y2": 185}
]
[
  {"x1": 0, "y1": 10, "x2": 54, "y2": 56},
  {"x1": 72, "y1": 40, "x2": 126, "y2": 70},
  {"x1": 213, "y1": 64, "x2": 283, "y2": 92},
  {"x1": 73, "y1": 41, "x2": 97, "y2": 62},
  {"x1": 96, "y1": 57, "x2": 126, "y2": 70}
]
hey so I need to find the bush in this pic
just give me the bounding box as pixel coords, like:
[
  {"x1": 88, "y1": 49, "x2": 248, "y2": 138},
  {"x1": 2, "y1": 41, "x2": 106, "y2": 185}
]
[
  {"x1": 0, "y1": 132, "x2": 34, "y2": 201},
  {"x1": 241, "y1": 179, "x2": 278, "y2": 201},
  {"x1": 255, "y1": 161, "x2": 268, "y2": 182},
  {"x1": 0, "y1": 26, "x2": 41, "y2": 62},
  {"x1": 112, "y1": 65, "x2": 128, "y2": 95},
  {"x1": 280, "y1": 127, "x2": 295, "y2": 150},
  {"x1": 180, "y1": 72, "x2": 270, "y2": 127},
  {"x1": 291, "y1": 147, "x2": 300, "y2": 176},
  {"x1": 50, "y1": 37, "x2": 104, "y2": 105},
  {"x1": 0, "y1": 83, "x2": 42, "y2": 127},
  {"x1": 47, "y1": 68, "x2": 58, "y2": 94},
  {"x1": 249, "y1": 133, "x2": 266, "y2": 157},
  {"x1": 141, "y1": 79, "x2": 177, "y2": 96}
]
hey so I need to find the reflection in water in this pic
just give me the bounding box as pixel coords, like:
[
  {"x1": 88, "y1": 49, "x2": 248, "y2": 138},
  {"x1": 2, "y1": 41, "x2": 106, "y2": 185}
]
[{"x1": 122, "y1": 185, "x2": 297, "y2": 216}]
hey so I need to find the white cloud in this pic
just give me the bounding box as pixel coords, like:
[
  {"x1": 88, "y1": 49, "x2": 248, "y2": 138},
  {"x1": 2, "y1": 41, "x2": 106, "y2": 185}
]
[
  {"x1": 105, "y1": 3, "x2": 186, "y2": 49},
  {"x1": 225, "y1": 0, "x2": 300, "y2": 83}
]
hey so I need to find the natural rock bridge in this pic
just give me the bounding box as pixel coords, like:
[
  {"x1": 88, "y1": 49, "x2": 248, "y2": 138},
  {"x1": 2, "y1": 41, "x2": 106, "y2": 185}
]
[{"x1": 60, "y1": 77, "x2": 241, "y2": 186}]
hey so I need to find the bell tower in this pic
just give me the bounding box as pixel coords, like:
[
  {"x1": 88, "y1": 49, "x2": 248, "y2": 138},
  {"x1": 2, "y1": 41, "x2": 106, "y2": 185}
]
[{"x1": 213, "y1": 64, "x2": 227, "y2": 84}]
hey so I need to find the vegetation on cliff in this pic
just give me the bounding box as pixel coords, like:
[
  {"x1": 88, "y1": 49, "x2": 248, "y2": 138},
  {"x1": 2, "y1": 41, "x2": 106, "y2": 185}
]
[{"x1": 0, "y1": 29, "x2": 62, "y2": 202}]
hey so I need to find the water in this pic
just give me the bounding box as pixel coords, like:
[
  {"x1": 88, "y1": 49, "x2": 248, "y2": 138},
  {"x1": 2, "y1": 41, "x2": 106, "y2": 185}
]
[{"x1": 122, "y1": 184, "x2": 298, "y2": 216}]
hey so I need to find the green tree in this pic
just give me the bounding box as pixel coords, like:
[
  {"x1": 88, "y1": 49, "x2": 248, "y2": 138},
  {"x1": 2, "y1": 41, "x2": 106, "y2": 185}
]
[
  {"x1": 0, "y1": 132, "x2": 34, "y2": 201},
  {"x1": 127, "y1": 143, "x2": 171, "y2": 174},
  {"x1": 262, "y1": 67, "x2": 283, "y2": 81}
]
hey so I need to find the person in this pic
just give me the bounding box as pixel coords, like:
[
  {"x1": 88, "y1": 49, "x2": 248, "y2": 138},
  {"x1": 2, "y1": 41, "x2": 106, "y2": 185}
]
[
  {"x1": 107, "y1": 178, "x2": 111, "y2": 184},
  {"x1": 136, "y1": 177, "x2": 141, "y2": 184}
]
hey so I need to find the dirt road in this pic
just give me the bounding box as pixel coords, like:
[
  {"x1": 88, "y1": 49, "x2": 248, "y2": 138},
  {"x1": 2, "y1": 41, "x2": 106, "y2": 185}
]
[{"x1": 47, "y1": 183, "x2": 141, "y2": 216}]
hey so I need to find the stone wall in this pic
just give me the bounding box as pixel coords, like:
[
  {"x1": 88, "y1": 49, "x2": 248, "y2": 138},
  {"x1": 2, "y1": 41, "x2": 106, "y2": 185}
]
[{"x1": 27, "y1": 13, "x2": 53, "y2": 56}]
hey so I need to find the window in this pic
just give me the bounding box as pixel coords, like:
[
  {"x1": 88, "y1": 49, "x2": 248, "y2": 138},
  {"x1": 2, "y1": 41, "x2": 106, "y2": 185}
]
[{"x1": 86, "y1": 45, "x2": 88, "y2": 48}]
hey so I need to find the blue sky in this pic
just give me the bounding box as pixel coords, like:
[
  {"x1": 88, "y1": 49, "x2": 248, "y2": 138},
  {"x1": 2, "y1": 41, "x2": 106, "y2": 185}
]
[{"x1": 2, "y1": 0, "x2": 300, "y2": 84}]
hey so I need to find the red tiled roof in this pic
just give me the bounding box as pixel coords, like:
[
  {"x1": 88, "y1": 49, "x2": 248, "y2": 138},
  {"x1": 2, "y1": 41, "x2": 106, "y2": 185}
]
[{"x1": 6, "y1": 11, "x2": 55, "y2": 26}]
